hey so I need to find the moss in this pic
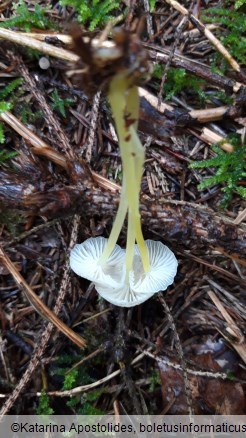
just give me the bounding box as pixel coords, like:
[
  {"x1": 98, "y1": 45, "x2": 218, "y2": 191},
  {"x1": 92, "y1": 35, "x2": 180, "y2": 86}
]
[
  {"x1": 19, "y1": 104, "x2": 43, "y2": 125},
  {"x1": 50, "y1": 89, "x2": 75, "y2": 118},
  {"x1": 190, "y1": 136, "x2": 246, "y2": 207},
  {"x1": 153, "y1": 66, "x2": 206, "y2": 104},
  {"x1": 150, "y1": 0, "x2": 156, "y2": 12},
  {"x1": 148, "y1": 370, "x2": 161, "y2": 392},
  {"x1": 67, "y1": 389, "x2": 105, "y2": 414},
  {"x1": 0, "y1": 0, "x2": 55, "y2": 31},
  {"x1": 59, "y1": 0, "x2": 122, "y2": 31},
  {"x1": 51, "y1": 351, "x2": 106, "y2": 413},
  {"x1": 235, "y1": 0, "x2": 246, "y2": 9},
  {"x1": 36, "y1": 391, "x2": 54, "y2": 415},
  {"x1": 0, "y1": 206, "x2": 22, "y2": 236},
  {"x1": 202, "y1": 1, "x2": 246, "y2": 69},
  {"x1": 0, "y1": 78, "x2": 24, "y2": 144}
]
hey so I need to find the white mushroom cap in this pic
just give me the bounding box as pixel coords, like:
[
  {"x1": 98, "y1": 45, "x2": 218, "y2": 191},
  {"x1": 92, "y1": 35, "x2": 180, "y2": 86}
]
[
  {"x1": 94, "y1": 282, "x2": 153, "y2": 308},
  {"x1": 130, "y1": 240, "x2": 178, "y2": 294},
  {"x1": 70, "y1": 237, "x2": 125, "y2": 288},
  {"x1": 95, "y1": 239, "x2": 178, "y2": 307},
  {"x1": 70, "y1": 237, "x2": 178, "y2": 308}
]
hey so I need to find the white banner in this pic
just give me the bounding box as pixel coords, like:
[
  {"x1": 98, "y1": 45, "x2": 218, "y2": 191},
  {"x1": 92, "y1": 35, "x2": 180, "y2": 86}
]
[{"x1": 1, "y1": 415, "x2": 246, "y2": 437}]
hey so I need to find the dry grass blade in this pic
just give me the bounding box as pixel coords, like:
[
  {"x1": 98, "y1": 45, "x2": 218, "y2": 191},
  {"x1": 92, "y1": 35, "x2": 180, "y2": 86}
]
[
  {"x1": 143, "y1": 350, "x2": 229, "y2": 380},
  {"x1": 84, "y1": 91, "x2": 101, "y2": 163},
  {"x1": 0, "y1": 28, "x2": 121, "y2": 63},
  {"x1": 215, "y1": 248, "x2": 246, "y2": 268},
  {"x1": 189, "y1": 107, "x2": 230, "y2": 123},
  {"x1": 17, "y1": 31, "x2": 117, "y2": 49},
  {"x1": 1, "y1": 219, "x2": 60, "y2": 248},
  {"x1": 0, "y1": 246, "x2": 86, "y2": 349},
  {"x1": 181, "y1": 251, "x2": 246, "y2": 286},
  {"x1": 0, "y1": 111, "x2": 69, "y2": 168},
  {"x1": 141, "y1": 86, "x2": 232, "y2": 123}
]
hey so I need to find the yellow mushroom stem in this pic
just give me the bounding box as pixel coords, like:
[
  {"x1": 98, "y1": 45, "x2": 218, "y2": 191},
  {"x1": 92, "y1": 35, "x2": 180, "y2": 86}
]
[{"x1": 99, "y1": 72, "x2": 150, "y2": 274}]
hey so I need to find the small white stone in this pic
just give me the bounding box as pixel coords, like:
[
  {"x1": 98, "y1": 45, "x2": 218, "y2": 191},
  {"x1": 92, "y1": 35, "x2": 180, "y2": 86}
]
[{"x1": 39, "y1": 57, "x2": 50, "y2": 70}]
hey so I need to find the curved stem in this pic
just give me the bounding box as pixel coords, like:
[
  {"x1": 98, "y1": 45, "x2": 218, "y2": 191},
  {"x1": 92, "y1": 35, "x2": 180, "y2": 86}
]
[
  {"x1": 126, "y1": 84, "x2": 150, "y2": 272},
  {"x1": 125, "y1": 209, "x2": 136, "y2": 275},
  {"x1": 129, "y1": 127, "x2": 150, "y2": 272},
  {"x1": 105, "y1": 74, "x2": 137, "y2": 270},
  {"x1": 100, "y1": 72, "x2": 150, "y2": 273},
  {"x1": 99, "y1": 177, "x2": 128, "y2": 264}
]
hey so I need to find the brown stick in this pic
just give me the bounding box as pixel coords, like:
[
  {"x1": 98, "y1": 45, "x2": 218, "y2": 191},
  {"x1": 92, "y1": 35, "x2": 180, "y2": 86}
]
[
  {"x1": 16, "y1": 29, "x2": 245, "y2": 91},
  {"x1": 200, "y1": 128, "x2": 234, "y2": 153}
]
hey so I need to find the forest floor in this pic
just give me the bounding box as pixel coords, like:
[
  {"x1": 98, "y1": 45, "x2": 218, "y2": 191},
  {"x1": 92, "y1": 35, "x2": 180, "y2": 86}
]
[{"x1": 0, "y1": 0, "x2": 246, "y2": 415}]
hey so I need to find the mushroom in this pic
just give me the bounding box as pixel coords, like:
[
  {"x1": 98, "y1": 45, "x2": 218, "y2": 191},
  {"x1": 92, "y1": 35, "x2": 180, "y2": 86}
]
[
  {"x1": 70, "y1": 237, "x2": 125, "y2": 288},
  {"x1": 69, "y1": 29, "x2": 178, "y2": 307},
  {"x1": 70, "y1": 237, "x2": 178, "y2": 308}
]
